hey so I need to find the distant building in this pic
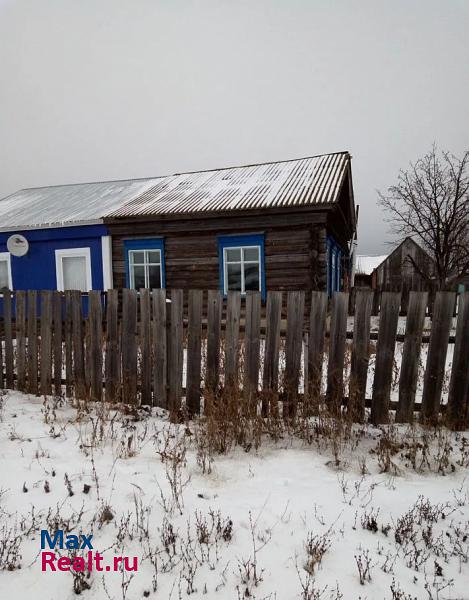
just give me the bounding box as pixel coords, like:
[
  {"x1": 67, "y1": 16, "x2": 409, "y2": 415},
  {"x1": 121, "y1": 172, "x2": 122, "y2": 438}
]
[{"x1": 353, "y1": 254, "x2": 387, "y2": 288}]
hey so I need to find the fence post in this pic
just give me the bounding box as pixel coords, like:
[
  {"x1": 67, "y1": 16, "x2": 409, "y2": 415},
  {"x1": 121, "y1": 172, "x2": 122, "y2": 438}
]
[
  {"x1": 396, "y1": 291, "x2": 428, "y2": 423},
  {"x1": 326, "y1": 292, "x2": 348, "y2": 414},
  {"x1": 206, "y1": 289, "x2": 222, "y2": 398},
  {"x1": 370, "y1": 291, "x2": 401, "y2": 425},
  {"x1": 262, "y1": 291, "x2": 282, "y2": 416},
  {"x1": 71, "y1": 290, "x2": 86, "y2": 401},
  {"x1": 421, "y1": 291, "x2": 455, "y2": 424},
  {"x1": 64, "y1": 291, "x2": 73, "y2": 398},
  {"x1": 121, "y1": 289, "x2": 138, "y2": 404},
  {"x1": 186, "y1": 289, "x2": 203, "y2": 415},
  {"x1": 446, "y1": 291, "x2": 469, "y2": 430},
  {"x1": 105, "y1": 289, "x2": 120, "y2": 403},
  {"x1": 40, "y1": 290, "x2": 53, "y2": 396},
  {"x1": 284, "y1": 291, "x2": 305, "y2": 418},
  {"x1": 53, "y1": 291, "x2": 63, "y2": 396},
  {"x1": 348, "y1": 289, "x2": 373, "y2": 422},
  {"x1": 3, "y1": 290, "x2": 14, "y2": 389},
  {"x1": 139, "y1": 289, "x2": 152, "y2": 406},
  {"x1": 225, "y1": 291, "x2": 241, "y2": 389},
  {"x1": 168, "y1": 289, "x2": 184, "y2": 415},
  {"x1": 152, "y1": 288, "x2": 167, "y2": 409},
  {"x1": 88, "y1": 290, "x2": 103, "y2": 402},
  {"x1": 27, "y1": 290, "x2": 38, "y2": 395},
  {"x1": 306, "y1": 291, "x2": 328, "y2": 411},
  {"x1": 244, "y1": 291, "x2": 261, "y2": 408},
  {"x1": 16, "y1": 291, "x2": 27, "y2": 391}
]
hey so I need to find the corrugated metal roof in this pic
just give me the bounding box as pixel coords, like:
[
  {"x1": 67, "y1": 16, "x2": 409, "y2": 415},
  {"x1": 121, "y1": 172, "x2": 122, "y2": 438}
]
[
  {"x1": 0, "y1": 177, "x2": 162, "y2": 231},
  {"x1": 109, "y1": 152, "x2": 351, "y2": 218}
]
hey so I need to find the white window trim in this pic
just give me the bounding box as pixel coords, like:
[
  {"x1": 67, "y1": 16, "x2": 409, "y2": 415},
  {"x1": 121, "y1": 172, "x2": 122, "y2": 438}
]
[
  {"x1": 0, "y1": 251, "x2": 13, "y2": 290},
  {"x1": 128, "y1": 248, "x2": 162, "y2": 289},
  {"x1": 55, "y1": 247, "x2": 92, "y2": 292},
  {"x1": 223, "y1": 245, "x2": 262, "y2": 295},
  {"x1": 101, "y1": 236, "x2": 113, "y2": 290}
]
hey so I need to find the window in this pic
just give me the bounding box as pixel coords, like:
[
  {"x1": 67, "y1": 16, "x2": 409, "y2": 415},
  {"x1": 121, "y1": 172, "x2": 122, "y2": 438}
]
[
  {"x1": 218, "y1": 234, "x2": 265, "y2": 299},
  {"x1": 55, "y1": 248, "x2": 92, "y2": 292},
  {"x1": 326, "y1": 236, "x2": 343, "y2": 296},
  {"x1": 124, "y1": 239, "x2": 166, "y2": 289},
  {"x1": 0, "y1": 252, "x2": 12, "y2": 291}
]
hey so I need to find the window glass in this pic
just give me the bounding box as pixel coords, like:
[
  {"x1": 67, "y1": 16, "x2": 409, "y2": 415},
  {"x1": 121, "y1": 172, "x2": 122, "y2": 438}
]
[
  {"x1": 148, "y1": 251, "x2": 161, "y2": 265},
  {"x1": 0, "y1": 260, "x2": 9, "y2": 289},
  {"x1": 148, "y1": 265, "x2": 161, "y2": 289},
  {"x1": 62, "y1": 256, "x2": 87, "y2": 292},
  {"x1": 244, "y1": 263, "x2": 260, "y2": 291},
  {"x1": 225, "y1": 248, "x2": 241, "y2": 262},
  {"x1": 227, "y1": 263, "x2": 242, "y2": 291},
  {"x1": 130, "y1": 251, "x2": 145, "y2": 265},
  {"x1": 132, "y1": 265, "x2": 146, "y2": 289},
  {"x1": 243, "y1": 247, "x2": 259, "y2": 262}
]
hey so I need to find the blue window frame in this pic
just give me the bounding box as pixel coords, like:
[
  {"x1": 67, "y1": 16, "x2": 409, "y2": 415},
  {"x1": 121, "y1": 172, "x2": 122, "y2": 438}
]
[
  {"x1": 124, "y1": 238, "x2": 166, "y2": 289},
  {"x1": 218, "y1": 234, "x2": 266, "y2": 301},
  {"x1": 326, "y1": 235, "x2": 343, "y2": 296}
]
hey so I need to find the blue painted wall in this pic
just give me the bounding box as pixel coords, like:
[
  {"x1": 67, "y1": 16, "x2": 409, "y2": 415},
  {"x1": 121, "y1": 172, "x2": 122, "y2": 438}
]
[{"x1": 0, "y1": 225, "x2": 107, "y2": 291}]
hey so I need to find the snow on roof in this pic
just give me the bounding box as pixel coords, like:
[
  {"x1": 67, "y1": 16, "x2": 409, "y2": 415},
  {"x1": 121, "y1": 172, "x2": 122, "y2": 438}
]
[
  {"x1": 108, "y1": 152, "x2": 351, "y2": 218},
  {"x1": 355, "y1": 255, "x2": 387, "y2": 275},
  {"x1": 0, "y1": 177, "x2": 162, "y2": 231}
]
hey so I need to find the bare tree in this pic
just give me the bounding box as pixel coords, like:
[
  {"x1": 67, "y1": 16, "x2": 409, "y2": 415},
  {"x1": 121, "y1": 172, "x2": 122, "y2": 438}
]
[{"x1": 379, "y1": 145, "x2": 469, "y2": 289}]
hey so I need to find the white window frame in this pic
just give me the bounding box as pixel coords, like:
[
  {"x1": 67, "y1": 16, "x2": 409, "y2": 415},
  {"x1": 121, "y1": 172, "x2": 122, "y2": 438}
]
[
  {"x1": 55, "y1": 247, "x2": 92, "y2": 292},
  {"x1": 0, "y1": 251, "x2": 13, "y2": 291},
  {"x1": 128, "y1": 248, "x2": 162, "y2": 289},
  {"x1": 223, "y1": 245, "x2": 262, "y2": 295}
]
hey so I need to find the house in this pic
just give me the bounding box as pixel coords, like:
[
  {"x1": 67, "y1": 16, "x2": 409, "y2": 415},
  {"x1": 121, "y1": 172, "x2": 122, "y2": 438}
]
[
  {"x1": 353, "y1": 254, "x2": 387, "y2": 288},
  {"x1": 104, "y1": 152, "x2": 357, "y2": 299},
  {"x1": 371, "y1": 237, "x2": 436, "y2": 308},
  {"x1": 0, "y1": 178, "x2": 161, "y2": 294}
]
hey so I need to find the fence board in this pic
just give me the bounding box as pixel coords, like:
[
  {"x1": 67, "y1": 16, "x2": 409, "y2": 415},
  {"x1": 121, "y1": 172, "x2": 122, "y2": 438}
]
[
  {"x1": 446, "y1": 291, "x2": 469, "y2": 430},
  {"x1": 262, "y1": 291, "x2": 282, "y2": 416},
  {"x1": 40, "y1": 291, "x2": 53, "y2": 396},
  {"x1": 3, "y1": 291, "x2": 14, "y2": 389},
  {"x1": 27, "y1": 290, "x2": 38, "y2": 395},
  {"x1": 15, "y1": 291, "x2": 26, "y2": 391},
  {"x1": 88, "y1": 291, "x2": 102, "y2": 402},
  {"x1": 186, "y1": 289, "x2": 203, "y2": 415},
  {"x1": 206, "y1": 290, "x2": 222, "y2": 395},
  {"x1": 326, "y1": 292, "x2": 349, "y2": 413},
  {"x1": 421, "y1": 291, "x2": 455, "y2": 424},
  {"x1": 71, "y1": 290, "x2": 86, "y2": 401},
  {"x1": 284, "y1": 291, "x2": 305, "y2": 417},
  {"x1": 105, "y1": 289, "x2": 120, "y2": 403},
  {"x1": 122, "y1": 289, "x2": 138, "y2": 404},
  {"x1": 64, "y1": 291, "x2": 73, "y2": 397},
  {"x1": 168, "y1": 289, "x2": 183, "y2": 413},
  {"x1": 0, "y1": 300, "x2": 3, "y2": 389},
  {"x1": 152, "y1": 288, "x2": 167, "y2": 408},
  {"x1": 139, "y1": 289, "x2": 152, "y2": 406},
  {"x1": 53, "y1": 291, "x2": 63, "y2": 396},
  {"x1": 225, "y1": 291, "x2": 241, "y2": 388},
  {"x1": 348, "y1": 289, "x2": 373, "y2": 422},
  {"x1": 370, "y1": 292, "x2": 401, "y2": 424},
  {"x1": 396, "y1": 292, "x2": 428, "y2": 423},
  {"x1": 307, "y1": 291, "x2": 328, "y2": 405},
  {"x1": 244, "y1": 291, "x2": 261, "y2": 403}
]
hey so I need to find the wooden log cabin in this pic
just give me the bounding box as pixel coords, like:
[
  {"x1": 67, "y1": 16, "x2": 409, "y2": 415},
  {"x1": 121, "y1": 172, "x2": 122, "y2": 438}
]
[{"x1": 105, "y1": 152, "x2": 357, "y2": 300}]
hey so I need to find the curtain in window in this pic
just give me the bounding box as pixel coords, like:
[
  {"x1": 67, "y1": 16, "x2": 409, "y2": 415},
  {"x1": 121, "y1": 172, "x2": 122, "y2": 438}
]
[{"x1": 62, "y1": 256, "x2": 87, "y2": 292}]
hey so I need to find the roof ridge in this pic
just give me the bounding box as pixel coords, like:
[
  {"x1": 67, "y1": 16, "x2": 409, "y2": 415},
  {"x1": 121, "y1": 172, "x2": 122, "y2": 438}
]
[{"x1": 6, "y1": 151, "x2": 350, "y2": 195}]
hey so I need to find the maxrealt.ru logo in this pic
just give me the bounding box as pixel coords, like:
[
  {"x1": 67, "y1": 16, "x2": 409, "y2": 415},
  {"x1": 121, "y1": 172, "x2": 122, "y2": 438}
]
[{"x1": 40, "y1": 530, "x2": 138, "y2": 572}]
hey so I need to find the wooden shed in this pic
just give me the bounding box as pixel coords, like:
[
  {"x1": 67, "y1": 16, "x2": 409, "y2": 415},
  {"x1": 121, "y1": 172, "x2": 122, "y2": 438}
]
[
  {"x1": 372, "y1": 237, "x2": 436, "y2": 308},
  {"x1": 105, "y1": 152, "x2": 357, "y2": 300}
]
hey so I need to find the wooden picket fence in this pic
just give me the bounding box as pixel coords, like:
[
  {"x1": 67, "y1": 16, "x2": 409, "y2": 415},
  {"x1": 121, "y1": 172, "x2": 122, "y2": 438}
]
[{"x1": 0, "y1": 288, "x2": 468, "y2": 429}]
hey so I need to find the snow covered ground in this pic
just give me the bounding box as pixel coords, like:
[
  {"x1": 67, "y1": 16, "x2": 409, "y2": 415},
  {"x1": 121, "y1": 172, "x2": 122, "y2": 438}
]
[{"x1": 0, "y1": 390, "x2": 468, "y2": 599}]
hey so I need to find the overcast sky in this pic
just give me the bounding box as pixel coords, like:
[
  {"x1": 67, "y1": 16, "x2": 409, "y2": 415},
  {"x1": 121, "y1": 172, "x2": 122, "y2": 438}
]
[{"x1": 0, "y1": 0, "x2": 468, "y2": 253}]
